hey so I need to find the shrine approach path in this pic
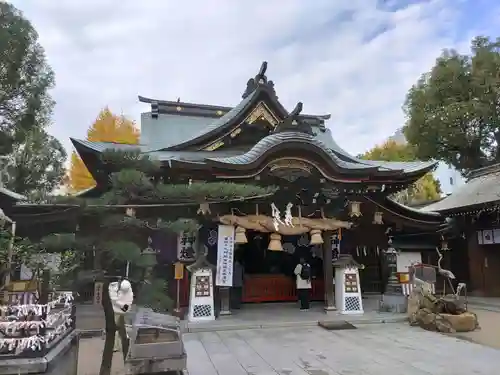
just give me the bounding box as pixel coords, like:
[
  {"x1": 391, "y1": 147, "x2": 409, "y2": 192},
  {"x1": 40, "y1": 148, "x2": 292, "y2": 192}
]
[
  {"x1": 77, "y1": 323, "x2": 500, "y2": 374},
  {"x1": 183, "y1": 323, "x2": 499, "y2": 375}
]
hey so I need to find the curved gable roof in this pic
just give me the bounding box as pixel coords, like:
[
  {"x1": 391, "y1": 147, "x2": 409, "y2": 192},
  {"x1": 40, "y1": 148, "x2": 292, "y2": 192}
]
[{"x1": 204, "y1": 131, "x2": 436, "y2": 176}]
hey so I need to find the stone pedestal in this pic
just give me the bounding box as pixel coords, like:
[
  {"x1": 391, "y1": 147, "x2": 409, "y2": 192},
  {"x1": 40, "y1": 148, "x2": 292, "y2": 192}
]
[
  {"x1": 381, "y1": 292, "x2": 407, "y2": 313},
  {"x1": 0, "y1": 330, "x2": 79, "y2": 375},
  {"x1": 219, "y1": 287, "x2": 232, "y2": 316},
  {"x1": 380, "y1": 248, "x2": 407, "y2": 313},
  {"x1": 188, "y1": 267, "x2": 215, "y2": 322},
  {"x1": 333, "y1": 255, "x2": 364, "y2": 315}
]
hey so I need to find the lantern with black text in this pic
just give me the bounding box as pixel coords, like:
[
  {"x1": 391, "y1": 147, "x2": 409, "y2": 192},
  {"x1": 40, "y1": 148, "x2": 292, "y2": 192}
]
[
  {"x1": 372, "y1": 211, "x2": 383, "y2": 224},
  {"x1": 348, "y1": 201, "x2": 362, "y2": 218}
]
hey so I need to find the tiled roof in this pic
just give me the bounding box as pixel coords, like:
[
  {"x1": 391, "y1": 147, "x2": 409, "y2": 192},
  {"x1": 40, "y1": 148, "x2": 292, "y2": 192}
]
[
  {"x1": 206, "y1": 132, "x2": 436, "y2": 173},
  {"x1": 421, "y1": 166, "x2": 500, "y2": 213},
  {"x1": 72, "y1": 131, "x2": 436, "y2": 174}
]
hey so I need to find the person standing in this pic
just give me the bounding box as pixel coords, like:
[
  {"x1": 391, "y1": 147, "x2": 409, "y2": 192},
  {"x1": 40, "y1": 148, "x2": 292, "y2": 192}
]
[{"x1": 294, "y1": 257, "x2": 312, "y2": 311}]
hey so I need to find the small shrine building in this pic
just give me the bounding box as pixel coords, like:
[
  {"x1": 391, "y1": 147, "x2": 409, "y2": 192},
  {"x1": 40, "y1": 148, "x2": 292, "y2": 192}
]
[
  {"x1": 71, "y1": 62, "x2": 448, "y2": 314},
  {"x1": 423, "y1": 163, "x2": 500, "y2": 296}
]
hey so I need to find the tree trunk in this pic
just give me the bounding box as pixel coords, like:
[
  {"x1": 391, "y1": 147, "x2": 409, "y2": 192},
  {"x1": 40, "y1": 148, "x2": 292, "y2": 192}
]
[{"x1": 99, "y1": 279, "x2": 116, "y2": 375}]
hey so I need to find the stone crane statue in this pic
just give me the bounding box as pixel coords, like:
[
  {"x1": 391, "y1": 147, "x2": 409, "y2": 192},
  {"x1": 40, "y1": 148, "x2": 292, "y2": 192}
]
[
  {"x1": 410, "y1": 262, "x2": 432, "y2": 295},
  {"x1": 435, "y1": 247, "x2": 456, "y2": 296}
]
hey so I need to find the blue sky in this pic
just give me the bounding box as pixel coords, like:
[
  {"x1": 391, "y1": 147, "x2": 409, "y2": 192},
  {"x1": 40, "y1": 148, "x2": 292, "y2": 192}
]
[{"x1": 9, "y1": 0, "x2": 500, "y2": 158}]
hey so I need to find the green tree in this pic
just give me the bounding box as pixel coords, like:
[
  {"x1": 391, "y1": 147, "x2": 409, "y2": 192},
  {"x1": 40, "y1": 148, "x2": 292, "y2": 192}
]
[
  {"x1": 5, "y1": 128, "x2": 66, "y2": 196},
  {"x1": 403, "y1": 36, "x2": 500, "y2": 175},
  {"x1": 360, "y1": 140, "x2": 441, "y2": 204},
  {"x1": 0, "y1": 2, "x2": 55, "y2": 153},
  {"x1": 0, "y1": 2, "x2": 65, "y2": 196}
]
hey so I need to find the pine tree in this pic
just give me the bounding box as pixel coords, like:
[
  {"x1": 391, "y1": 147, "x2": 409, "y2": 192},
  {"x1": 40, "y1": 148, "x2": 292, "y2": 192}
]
[
  {"x1": 67, "y1": 108, "x2": 139, "y2": 193},
  {"x1": 68, "y1": 149, "x2": 277, "y2": 375}
]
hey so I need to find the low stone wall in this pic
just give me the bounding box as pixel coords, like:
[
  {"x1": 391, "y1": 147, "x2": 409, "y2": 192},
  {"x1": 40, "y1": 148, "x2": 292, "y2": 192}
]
[{"x1": 0, "y1": 330, "x2": 79, "y2": 375}]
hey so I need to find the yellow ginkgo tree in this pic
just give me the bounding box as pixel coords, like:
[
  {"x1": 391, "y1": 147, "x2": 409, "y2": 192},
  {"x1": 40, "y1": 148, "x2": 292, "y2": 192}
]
[
  {"x1": 67, "y1": 107, "x2": 139, "y2": 193},
  {"x1": 360, "y1": 140, "x2": 441, "y2": 205}
]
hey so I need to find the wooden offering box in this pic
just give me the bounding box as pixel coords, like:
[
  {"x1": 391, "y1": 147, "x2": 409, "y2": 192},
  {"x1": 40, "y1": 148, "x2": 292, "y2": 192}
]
[{"x1": 127, "y1": 308, "x2": 187, "y2": 372}]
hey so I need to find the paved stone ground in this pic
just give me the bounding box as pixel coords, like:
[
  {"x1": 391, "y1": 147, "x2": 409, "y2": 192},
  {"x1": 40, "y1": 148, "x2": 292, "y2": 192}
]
[
  {"x1": 451, "y1": 308, "x2": 500, "y2": 350},
  {"x1": 78, "y1": 323, "x2": 500, "y2": 375}
]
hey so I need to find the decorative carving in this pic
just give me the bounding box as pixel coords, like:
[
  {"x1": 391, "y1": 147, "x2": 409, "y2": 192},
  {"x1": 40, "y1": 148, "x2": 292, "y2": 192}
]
[
  {"x1": 273, "y1": 102, "x2": 314, "y2": 135},
  {"x1": 203, "y1": 140, "x2": 224, "y2": 151},
  {"x1": 230, "y1": 128, "x2": 242, "y2": 138},
  {"x1": 242, "y1": 61, "x2": 277, "y2": 99},
  {"x1": 268, "y1": 159, "x2": 313, "y2": 182},
  {"x1": 269, "y1": 159, "x2": 312, "y2": 173},
  {"x1": 245, "y1": 102, "x2": 279, "y2": 126}
]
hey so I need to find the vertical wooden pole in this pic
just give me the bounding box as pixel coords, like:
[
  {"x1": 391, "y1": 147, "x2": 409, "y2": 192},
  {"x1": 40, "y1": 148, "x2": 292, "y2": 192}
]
[{"x1": 323, "y1": 230, "x2": 336, "y2": 312}]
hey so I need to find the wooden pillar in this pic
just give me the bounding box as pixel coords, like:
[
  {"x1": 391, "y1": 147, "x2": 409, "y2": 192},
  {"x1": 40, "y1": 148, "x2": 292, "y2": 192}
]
[{"x1": 323, "y1": 231, "x2": 336, "y2": 312}]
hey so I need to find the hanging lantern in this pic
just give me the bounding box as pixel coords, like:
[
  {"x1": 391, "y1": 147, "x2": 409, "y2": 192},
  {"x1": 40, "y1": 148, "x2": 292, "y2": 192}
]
[
  {"x1": 441, "y1": 239, "x2": 449, "y2": 251},
  {"x1": 268, "y1": 233, "x2": 283, "y2": 251},
  {"x1": 234, "y1": 226, "x2": 248, "y2": 244},
  {"x1": 309, "y1": 229, "x2": 324, "y2": 245},
  {"x1": 348, "y1": 201, "x2": 362, "y2": 217},
  {"x1": 372, "y1": 211, "x2": 383, "y2": 225},
  {"x1": 197, "y1": 203, "x2": 211, "y2": 215},
  {"x1": 125, "y1": 207, "x2": 136, "y2": 217}
]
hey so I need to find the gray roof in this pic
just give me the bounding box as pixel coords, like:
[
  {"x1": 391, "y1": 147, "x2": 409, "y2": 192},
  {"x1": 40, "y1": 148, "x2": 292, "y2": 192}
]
[
  {"x1": 138, "y1": 91, "x2": 258, "y2": 151},
  {"x1": 72, "y1": 130, "x2": 436, "y2": 174},
  {"x1": 140, "y1": 113, "x2": 209, "y2": 150},
  {"x1": 206, "y1": 132, "x2": 373, "y2": 170},
  {"x1": 421, "y1": 165, "x2": 500, "y2": 213},
  {"x1": 206, "y1": 131, "x2": 435, "y2": 173},
  {"x1": 71, "y1": 138, "x2": 243, "y2": 162}
]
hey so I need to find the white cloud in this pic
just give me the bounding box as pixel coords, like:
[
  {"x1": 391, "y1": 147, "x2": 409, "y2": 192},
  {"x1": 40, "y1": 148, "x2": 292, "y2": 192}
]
[{"x1": 10, "y1": 0, "x2": 480, "y2": 157}]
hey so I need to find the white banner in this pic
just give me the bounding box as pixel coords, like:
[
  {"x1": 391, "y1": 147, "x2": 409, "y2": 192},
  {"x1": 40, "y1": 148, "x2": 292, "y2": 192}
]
[{"x1": 215, "y1": 225, "x2": 235, "y2": 287}]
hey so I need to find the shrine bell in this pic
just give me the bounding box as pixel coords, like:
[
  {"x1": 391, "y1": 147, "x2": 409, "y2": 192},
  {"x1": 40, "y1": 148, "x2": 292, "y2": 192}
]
[
  {"x1": 309, "y1": 229, "x2": 324, "y2": 245},
  {"x1": 234, "y1": 226, "x2": 248, "y2": 244},
  {"x1": 268, "y1": 233, "x2": 283, "y2": 251}
]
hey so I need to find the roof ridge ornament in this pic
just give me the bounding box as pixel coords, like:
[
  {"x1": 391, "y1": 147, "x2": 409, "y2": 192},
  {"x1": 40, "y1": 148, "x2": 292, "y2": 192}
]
[
  {"x1": 272, "y1": 102, "x2": 314, "y2": 136},
  {"x1": 242, "y1": 61, "x2": 277, "y2": 99}
]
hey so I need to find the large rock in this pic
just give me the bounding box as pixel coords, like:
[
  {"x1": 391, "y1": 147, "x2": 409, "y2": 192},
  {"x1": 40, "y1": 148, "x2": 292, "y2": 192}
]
[
  {"x1": 407, "y1": 290, "x2": 420, "y2": 326},
  {"x1": 440, "y1": 312, "x2": 479, "y2": 332},
  {"x1": 415, "y1": 308, "x2": 438, "y2": 331},
  {"x1": 434, "y1": 314, "x2": 455, "y2": 333},
  {"x1": 437, "y1": 296, "x2": 466, "y2": 315}
]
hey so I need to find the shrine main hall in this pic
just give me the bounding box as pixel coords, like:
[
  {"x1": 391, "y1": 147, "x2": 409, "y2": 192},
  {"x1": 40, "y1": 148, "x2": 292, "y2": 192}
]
[{"x1": 71, "y1": 62, "x2": 448, "y2": 316}]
